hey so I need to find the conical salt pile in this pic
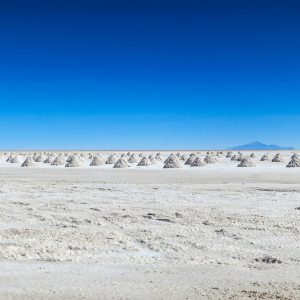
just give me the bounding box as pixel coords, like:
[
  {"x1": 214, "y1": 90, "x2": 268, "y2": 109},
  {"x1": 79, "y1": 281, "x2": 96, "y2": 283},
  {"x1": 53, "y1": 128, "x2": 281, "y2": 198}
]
[
  {"x1": 250, "y1": 153, "x2": 256, "y2": 158},
  {"x1": 65, "y1": 156, "x2": 82, "y2": 167},
  {"x1": 21, "y1": 157, "x2": 35, "y2": 167},
  {"x1": 106, "y1": 155, "x2": 117, "y2": 164},
  {"x1": 260, "y1": 154, "x2": 270, "y2": 161},
  {"x1": 191, "y1": 157, "x2": 206, "y2": 167},
  {"x1": 226, "y1": 152, "x2": 233, "y2": 158},
  {"x1": 185, "y1": 154, "x2": 196, "y2": 165},
  {"x1": 180, "y1": 154, "x2": 188, "y2": 161},
  {"x1": 291, "y1": 153, "x2": 299, "y2": 160},
  {"x1": 11, "y1": 155, "x2": 20, "y2": 163},
  {"x1": 164, "y1": 154, "x2": 174, "y2": 163},
  {"x1": 231, "y1": 155, "x2": 238, "y2": 161},
  {"x1": 163, "y1": 156, "x2": 182, "y2": 168},
  {"x1": 237, "y1": 157, "x2": 256, "y2": 167},
  {"x1": 51, "y1": 155, "x2": 66, "y2": 166},
  {"x1": 66, "y1": 155, "x2": 75, "y2": 163},
  {"x1": 204, "y1": 154, "x2": 216, "y2": 164},
  {"x1": 44, "y1": 156, "x2": 54, "y2": 164},
  {"x1": 128, "y1": 154, "x2": 138, "y2": 163},
  {"x1": 137, "y1": 157, "x2": 151, "y2": 166},
  {"x1": 164, "y1": 154, "x2": 177, "y2": 165},
  {"x1": 33, "y1": 153, "x2": 39, "y2": 161},
  {"x1": 155, "y1": 153, "x2": 162, "y2": 161},
  {"x1": 35, "y1": 155, "x2": 44, "y2": 162},
  {"x1": 237, "y1": 154, "x2": 246, "y2": 161},
  {"x1": 286, "y1": 157, "x2": 300, "y2": 168},
  {"x1": 6, "y1": 155, "x2": 13, "y2": 163},
  {"x1": 90, "y1": 156, "x2": 104, "y2": 166},
  {"x1": 113, "y1": 157, "x2": 129, "y2": 168},
  {"x1": 272, "y1": 153, "x2": 284, "y2": 163},
  {"x1": 148, "y1": 155, "x2": 156, "y2": 164}
]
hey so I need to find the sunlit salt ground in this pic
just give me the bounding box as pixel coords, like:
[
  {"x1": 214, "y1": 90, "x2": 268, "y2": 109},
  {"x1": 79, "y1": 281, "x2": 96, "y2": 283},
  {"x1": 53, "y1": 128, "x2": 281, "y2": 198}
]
[{"x1": 0, "y1": 150, "x2": 299, "y2": 299}]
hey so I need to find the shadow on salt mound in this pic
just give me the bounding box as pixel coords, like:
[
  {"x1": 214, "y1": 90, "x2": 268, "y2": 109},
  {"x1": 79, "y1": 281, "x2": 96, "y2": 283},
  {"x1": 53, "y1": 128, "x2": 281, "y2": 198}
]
[
  {"x1": 237, "y1": 157, "x2": 256, "y2": 167},
  {"x1": 163, "y1": 156, "x2": 182, "y2": 168},
  {"x1": 65, "y1": 156, "x2": 83, "y2": 168},
  {"x1": 21, "y1": 157, "x2": 35, "y2": 167},
  {"x1": 90, "y1": 156, "x2": 104, "y2": 166},
  {"x1": 137, "y1": 157, "x2": 151, "y2": 167},
  {"x1": 113, "y1": 157, "x2": 129, "y2": 168}
]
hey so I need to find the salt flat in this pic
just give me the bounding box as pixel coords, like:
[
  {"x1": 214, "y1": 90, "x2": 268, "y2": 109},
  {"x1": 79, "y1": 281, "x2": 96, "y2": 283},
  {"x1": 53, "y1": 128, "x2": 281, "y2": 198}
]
[{"x1": 0, "y1": 151, "x2": 299, "y2": 299}]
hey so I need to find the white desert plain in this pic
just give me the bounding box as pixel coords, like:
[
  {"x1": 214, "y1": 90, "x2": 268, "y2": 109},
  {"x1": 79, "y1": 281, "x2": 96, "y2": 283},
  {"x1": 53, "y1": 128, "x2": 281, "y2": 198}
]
[{"x1": 0, "y1": 150, "x2": 299, "y2": 299}]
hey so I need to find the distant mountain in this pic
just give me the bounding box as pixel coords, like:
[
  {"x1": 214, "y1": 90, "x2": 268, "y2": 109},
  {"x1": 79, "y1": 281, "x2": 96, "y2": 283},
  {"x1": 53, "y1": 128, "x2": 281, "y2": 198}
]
[{"x1": 228, "y1": 141, "x2": 294, "y2": 150}]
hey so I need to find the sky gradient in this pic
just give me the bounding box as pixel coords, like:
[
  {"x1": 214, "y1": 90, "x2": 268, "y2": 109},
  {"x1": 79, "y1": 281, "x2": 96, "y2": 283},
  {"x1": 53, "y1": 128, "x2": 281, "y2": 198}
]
[{"x1": 0, "y1": 0, "x2": 299, "y2": 149}]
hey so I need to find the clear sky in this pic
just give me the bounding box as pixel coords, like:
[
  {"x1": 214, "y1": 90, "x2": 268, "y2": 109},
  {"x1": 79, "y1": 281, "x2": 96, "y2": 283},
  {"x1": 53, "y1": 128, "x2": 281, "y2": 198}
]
[{"x1": 0, "y1": 0, "x2": 299, "y2": 149}]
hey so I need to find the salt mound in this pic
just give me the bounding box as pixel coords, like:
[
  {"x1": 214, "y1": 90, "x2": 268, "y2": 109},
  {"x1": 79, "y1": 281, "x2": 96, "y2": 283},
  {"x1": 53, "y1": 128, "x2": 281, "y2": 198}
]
[
  {"x1": 6, "y1": 155, "x2": 13, "y2": 162},
  {"x1": 291, "y1": 153, "x2": 299, "y2": 160},
  {"x1": 185, "y1": 154, "x2": 196, "y2": 165},
  {"x1": 113, "y1": 157, "x2": 129, "y2": 168},
  {"x1": 260, "y1": 154, "x2": 270, "y2": 161},
  {"x1": 137, "y1": 157, "x2": 151, "y2": 166},
  {"x1": 21, "y1": 157, "x2": 35, "y2": 167},
  {"x1": 33, "y1": 153, "x2": 39, "y2": 161},
  {"x1": 191, "y1": 157, "x2": 206, "y2": 167},
  {"x1": 180, "y1": 154, "x2": 188, "y2": 161},
  {"x1": 51, "y1": 155, "x2": 66, "y2": 166},
  {"x1": 164, "y1": 154, "x2": 178, "y2": 165},
  {"x1": 272, "y1": 153, "x2": 284, "y2": 163},
  {"x1": 250, "y1": 153, "x2": 256, "y2": 158},
  {"x1": 286, "y1": 158, "x2": 300, "y2": 168},
  {"x1": 237, "y1": 154, "x2": 246, "y2": 161},
  {"x1": 35, "y1": 155, "x2": 44, "y2": 162},
  {"x1": 11, "y1": 155, "x2": 20, "y2": 163},
  {"x1": 237, "y1": 157, "x2": 256, "y2": 167},
  {"x1": 66, "y1": 155, "x2": 75, "y2": 163},
  {"x1": 164, "y1": 153, "x2": 176, "y2": 163},
  {"x1": 204, "y1": 155, "x2": 216, "y2": 164},
  {"x1": 231, "y1": 155, "x2": 238, "y2": 161},
  {"x1": 128, "y1": 154, "x2": 138, "y2": 163},
  {"x1": 163, "y1": 156, "x2": 182, "y2": 168},
  {"x1": 90, "y1": 156, "x2": 104, "y2": 166},
  {"x1": 106, "y1": 155, "x2": 117, "y2": 164},
  {"x1": 155, "y1": 153, "x2": 162, "y2": 161},
  {"x1": 148, "y1": 155, "x2": 156, "y2": 164},
  {"x1": 44, "y1": 156, "x2": 54, "y2": 164},
  {"x1": 226, "y1": 152, "x2": 233, "y2": 158},
  {"x1": 65, "y1": 156, "x2": 82, "y2": 167}
]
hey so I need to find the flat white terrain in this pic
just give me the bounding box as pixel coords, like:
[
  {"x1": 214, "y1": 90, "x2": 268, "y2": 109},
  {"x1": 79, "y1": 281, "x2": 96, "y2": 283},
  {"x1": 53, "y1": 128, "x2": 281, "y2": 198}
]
[{"x1": 0, "y1": 151, "x2": 299, "y2": 299}]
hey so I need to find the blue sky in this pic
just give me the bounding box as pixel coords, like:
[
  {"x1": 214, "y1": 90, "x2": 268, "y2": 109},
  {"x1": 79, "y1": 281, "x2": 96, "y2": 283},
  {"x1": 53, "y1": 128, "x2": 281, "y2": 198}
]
[{"x1": 0, "y1": 0, "x2": 299, "y2": 149}]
